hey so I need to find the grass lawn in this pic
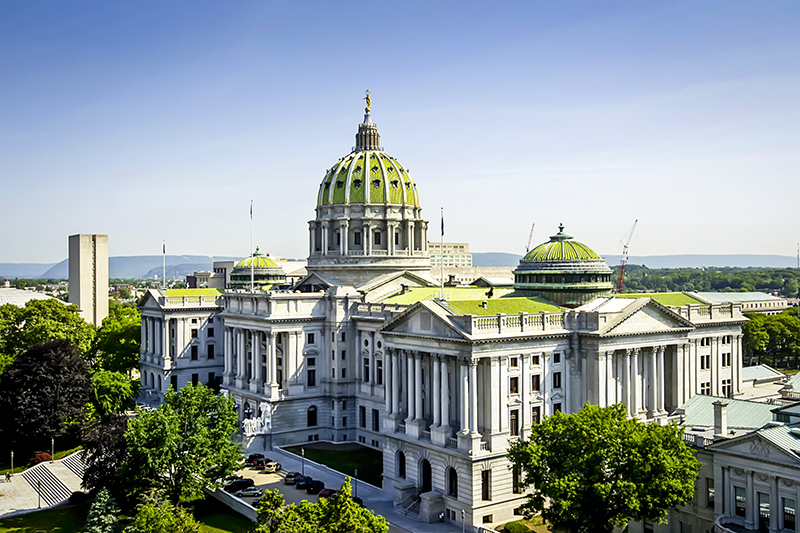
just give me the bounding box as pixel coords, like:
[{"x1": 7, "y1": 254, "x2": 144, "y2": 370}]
[
  {"x1": 0, "y1": 496, "x2": 254, "y2": 533},
  {"x1": 283, "y1": 443, "x2": 383, "y2": 487},
  {"x1": 501, "y1": 515, "x2": 551, "y2": 533}
]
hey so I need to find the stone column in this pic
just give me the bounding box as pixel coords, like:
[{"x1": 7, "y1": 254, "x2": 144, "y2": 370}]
[
  {"x1": 440, "y1": 356, "x2": 450, "y2": 428},
  {"x1": 648, "y1": 348, "x2": 657, "y2": 417},
  {"x1": 499, "y1": 357, "x2": 508, "y2": 433},
  {"x1": 712, "y1": 337, "x2": 720, "y2": 396},
  {"x1": 735, "y1": 334, "x2": 744, "y2": 395},
  {"x1": 392, "y1": 349, "x2": 400, "y2": 415},
  {"x1": 459, "y1": 359, "x2": 469, "y2": 434},
  {"x1": 406, "y1": 351, "x2": 415, "y2": 422},
  {"x1": 770, "y1": 475, "x2": 779, "y2": 533},
  {"x1": 223, "y1": 327, "x2": 233, "y2": 381},
  {"x1": 745, "y1": 470, "x2": 755, "y2": 530},
  {"x1": 385, "y1": 349, "x2": 392, "y2": 413},
  {"x1": 521, "y1": 354, "x2": 529, "y2": 436},
  {"x1": 624, "y1": 349, "x2": 633, "y2": 417},
  {"x1": 388, "y1": 222, "x2": 396, "y2": 255},
  {"x1": 320, "y1": 221, "x2": 328, "y2": 253},
  {"x1": 632, "y1": 348, "x2": 640, "y2": 415},
  {"x1": 238, "y1": 329, "x2": 247, "y2": 377},
  {"x1": 675, "y1": 344, "x2": 685, "y2": 408},
  {"x1": 253, "y1": 331, "x2": 262, "y2": 392},
  {"x1": 469, "y1": 360, "x2": 479, "y2": 435},
  {"x1": 364, "y1": 223, "x2": 372, "y2": 255},
  {"x1": 414, "y1": 352, "x2": 423, "y2": 421},
  {"x1": 657, "y1": 346, "x2": 666, "y2": 414},
  {"x1": 141, "y1": 318, "x2": 147, "y2": 355},
  {"x1": 432, "y1": 355, "x2": 441, "y2": 427},
  {"x1": 309, "y1": 222, "x2": 316, "y2": 256},
  {"x1": 408, "y1": 221, "x2": 415, "y2": 252},
  {"x1": 341, "y1": 221, "x2": 349, "y2": 255}
]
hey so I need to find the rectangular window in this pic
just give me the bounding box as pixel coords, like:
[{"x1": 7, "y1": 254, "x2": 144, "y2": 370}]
[
  {"x1": 680, "y1": 522, "x2": 692, "y2": 533},
  {"x1": 207, "y1": 327, "x2": 214, "y2": 338},
  {"x1": 372, "y1": 409, "x2": 380, "y2": 431},
  {"x1": 191, "y1": 345, "x2": 198, "y2": 360},
  {"x1": 342, "y1": 350, "x2": 346, "y2": 360},
  {"x1": 735, "y1": 486, "x2": 746, "y2": 517},
  {"x1": 553, "y1": 372, "x2": 562, "y2": 389},
  {"x1": 360, "y1": 406, "x2": 366, "y2": 428},
  {"x1": 374, "y1": 231, "x2": 381, "y2": 245},
  {"x1": 553, "y1": 402, "x2": 562, "y2": 413},
  {"x1": 701, "y1": 382, "x2": 712, "y2": 395},
  {"x1": 192, "y1": 373, "x2": 198, "y2": 387},
  {"x1": 531, "y1": 374, "x2": 541, "y2": 392},
  {"x1": 722, "y1": 352, "x2": 731, "y2": 367},
  {"x1": 207, "y1": 345, "x2": 215, "y2": 359},
  {"x1": 553, "y1": 353, "x2": 561, "y2": 364},
  {"x1": 342, "y1": 417, "x2": 347, "y2": 427},
  {"x1": 394, "y1": 232, "x2": 400, "y2": 246},
  {"x1": 512, "y1": 465, "x2": 521, "y2": 494},
  {"x1": 509, "y1": 376, "x2": 519, "y2": 395},
  {"x1": 510, "y1": 357, "x2": 519, "y2": 368},
  {"x1": 783, "y1": 497, "x2": 796, "y2": 531},
  {"x1": 707, "y1": 478, "x2": 715, "y2": 507},
  {"x1": 531, "y1": 354, "x2": 540, "y2": 366},
  {"x1": 354, "y1": 232, "x2": 361, "y2": 246},
  {"x1": 336, "y1": 231, "x2": 341, "y2": 246},
  {"x1": 307, "y1": 369, "x2": 316, "y2": 387},
  {"x1": 208, "y1": 372, "x2": 215, "y2": 385},
  {"x1": 700, "y1": 354, "x2": 710, "y2": 370},
  {"x1": 510, "y1": 409, "x2": 519, "y2": 436},
  {"x1": 171, "y1": 375, "x2": 178, "y2": 390},
  {"x1": 308, "y1": 357, "x2": 316, "y2": 367},
  {"x1": 341, "y1": 331, "x2": 346, "y2": 342},
  {"x1": 341, "y1": 368, "x2": 346, "y2": 378},
  {"x1": 532, "y1": 406, "x2": 541, "y2": 424},
  {"x1": 481, "y1": 470, "x2": 491, "y2": 501},
  {"x1": 722, "y1": 379, "x2": 732, "y2": 398},
  {"x1": 376, "y1": 359, "x2": 383, "y2": 385},
  {"x1": 307, "y1": 333, "x2": 315, "y2": 344},
  {"x1": 363, "y1": 358, "x2": 370, "y2": 382},
  {"x1": 191, "y1": 329, "x2": 198, "y2": 338}
]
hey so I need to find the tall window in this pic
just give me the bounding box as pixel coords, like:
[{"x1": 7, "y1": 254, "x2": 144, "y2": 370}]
[
  {"x1": 447, "y1": 467, "x2": 458, "y2": 498},
  {"x1": 735, "y1": 487, "x2": 746, "y2": 517},
  {"x1": 397, "y1": 451, "x2": 406, "y2": 479},
  {"x1": 376, "y1": 359, "x2": 383, "y2": 385},
  {"x1": 372, "y1": 409, "x2": 380, "y2": 431},
  {"x1": 722, "y1": 379, "x2": 732, "y2": 397},
  {"x1": 360, "y1": 406, "x2": 366, "y2": 428},
  {"x1": 553, "y1": 372, "x2": 562, "y2": 389},
  {"x1": 307, "y1": 369, "x2": 316, "y2": 387},
  {"x1": 512, "y1": 465, "x2": 521, "y2": 494},
  {"x1": 510, "y1": 410, "x2": 519, "y2": 436},
  {"x1": 307, "y1": 406, "x2": 318, "y2": 427},
  {"x1": 374, "y1": 231, "x2": 381, "y2": 245},
  {"x1": 481, "y1": 470, "x2": 491, "y2": 501},
  {"x1": 191, "y1": 345, "x2": 198, "y2": 360},
  {"x1": 783, "y1": 498, "x2": 796, "y2": 531},
  {"x1": 207, "y1": 345, "x2": 215, "y2": 359},
  {"x1": 700, "y1": 354, "x2": 711, "y2": 370},
  {"x1": 531, "y1": 374, "x2": 541, "y2": 392},
  {"x1": 354, "y1": 232, "x2": 362, "y2": 246},
  {"x1": 192, "y1": 373, "x2": 198, "y2": 386},
  {"x1": 532, "y1": 406, "x2": 541, "y2": 424},
  {"x1": 363, "y1": 358, "x2": 370, "y2": 382},
  {"x1": 701, "y1": 382, "x2": 712, "y2": 395},
  {"x1": 509, "y1": 377, "x2": 519, "y2": 395}
]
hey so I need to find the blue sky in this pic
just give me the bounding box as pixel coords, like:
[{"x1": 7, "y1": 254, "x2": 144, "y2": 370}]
[{"x1": 2, "y1": 1, "x2": 798, "y2": 263}]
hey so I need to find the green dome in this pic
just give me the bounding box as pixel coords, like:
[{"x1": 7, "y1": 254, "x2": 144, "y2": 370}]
[
  {"x1": 317, "y1": 150, "x2": 419, "y2": 207},
  {"x1": 235, "y1": 254, "x2": 280, "y2": 269},
  {"x1": 522, "y1": 224, "x2": 601, "y2": 262}
]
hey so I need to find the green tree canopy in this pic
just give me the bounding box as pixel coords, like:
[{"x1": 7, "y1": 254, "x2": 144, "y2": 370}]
[
  {"x1": 507, "y1": 404, "x2": 699, "y2": 533},
  {"x1": 91, "y1": 369, "x2": 137, "y2": 417},
  {"x1": 95, "y1": 302, "x2": 141, "y2": 374},
  {"x1": 124, "y1": 498, "x2": 200, "y2": 533},
  {"x1": 121, "y1": 384, "x2": 240, "y2": 503},
  {"x1": 255, "y1": 478, "x2": 387, "y2": 533},
  {"x1": 84, "y1": 487, "x2": 120, "y2": 533},
  {"x1": 0, "y1": 340, "x2": 93, "y2": 450},
  {"x1": 0, "y1": 299, "x2": 95, "y2": 373},
  {"x1": 81, "y1": 413, "x2": 129, "y2": 497}
]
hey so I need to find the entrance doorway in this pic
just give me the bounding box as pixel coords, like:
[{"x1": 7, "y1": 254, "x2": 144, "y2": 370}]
[{"x1": 419, "y1": 459, "x2": 432, "y2": 493}]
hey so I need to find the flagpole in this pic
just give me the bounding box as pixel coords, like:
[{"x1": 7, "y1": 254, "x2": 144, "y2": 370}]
[
  {"x1": 250, "y1": 200, "x2": 254, "y2": 292},
  {"x1": 440, "y1": 207, "x2": 444, "y2": 300},
  {"x1": 162, "y1": 241, "x2": 166, "y2": 290}
]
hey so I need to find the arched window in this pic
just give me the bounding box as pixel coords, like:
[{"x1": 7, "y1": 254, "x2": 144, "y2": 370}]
[
  {"x1": 307, "y1": 405, "x2": 318, "y2": 427},
  {"x1": 447, "y1": 467, "x2": 458, "y2": 498},
  {"x1": 157, "y1": 375, "x2": 162, "y2": 391},
  {"x1": 397, "y1": 451, "x2": 406, "y2": 479}
]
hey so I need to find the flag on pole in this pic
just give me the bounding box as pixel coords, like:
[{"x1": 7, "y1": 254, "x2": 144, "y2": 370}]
[{"x1": 441, "y1": 212, "x2": 444, "y2": 236}]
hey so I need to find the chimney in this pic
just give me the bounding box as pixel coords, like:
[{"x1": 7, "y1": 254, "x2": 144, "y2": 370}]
[
  {"x1": 401, "y1": 284, "x2": 409, "y2": 294},
  {"x1": 713, "y1": 400, "x2": 728, "y2": 440},
  {"x1": 481, "y1": 301, "x2": 488, "y2": 309}
]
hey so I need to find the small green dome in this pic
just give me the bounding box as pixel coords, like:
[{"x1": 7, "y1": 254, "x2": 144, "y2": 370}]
[
  {"x1": 317, "y1": 150, "x2": 419, "y2": 207},
  {"x1": 522, "y1": 224, "x2": 601, "y2": 262},
  {"x1": 235, "y1": 254, "x2": 279, "y2": 269}
]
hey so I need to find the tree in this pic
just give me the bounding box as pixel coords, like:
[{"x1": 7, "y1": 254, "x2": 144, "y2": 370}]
[
  {"x1": 84, "y1": 487, "x2": 120, "y2": 533},
  {"x1": 507, "y1": 404, "x2": 699, "y2": 533},
  {"x1": 0, "y1": 340, "x2": 92, "y2": 449},
  {"x1": 91, "y1": 369, "x2": 137, "y2": 416},
  {"x1": 81, "y1": 414, "x2": 129, "y2": 496},
  {"x1": 124, "y1": 498, "x2": 200, "y2": 533},
  {"x1": 255, "y1": 479, "x2": 387, "y2": 533},
  {"x1": 95, "y1": 303, "x2": 141, "y2": 375},
  {"x1": 121, "y1": 384, "x2": 240, "y2": 503},
  {"x1": 0, "y1": 299, "x2": 95, "y2": 373}
]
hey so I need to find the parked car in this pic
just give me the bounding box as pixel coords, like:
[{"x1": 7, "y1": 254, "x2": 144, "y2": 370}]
[
  {"x1": 318, "y1": 488, "x2": 337, "y2": 499},
  {"x1": 306, "y1": 479, "x2": 325, "y2": 495},
  {"x1": 262, "y1": 461, "x2": 281, "y2": 473},
  {"x1": 252, "y1": 497, "x2": 262, "y2": 507},
  {"x1": 245, "y1": 453, "x2": 265, "y2": 466},
  {"x1": 224, "y1": 478, "x2": 255, "y2": 493},
  {"x1": 253, "y1": 457, "x2": 273, "y2": 469},
  {"x1": 224, "y1": 474, "x2": 244, "y2": 482},
  {"x1": 284, "y1": 472, "x2": 302, "y2": 485},
  {"x1": 295, "y1": 476, "x2": 313, "y2": 490},
  {"x1": 235, "y1": 487, "x2": 263, "y2": 498}
]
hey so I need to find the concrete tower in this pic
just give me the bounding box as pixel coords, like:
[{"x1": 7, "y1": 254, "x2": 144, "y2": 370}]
[{"x1": 68, "y1": 234, "x2": 109, "y2": 326}]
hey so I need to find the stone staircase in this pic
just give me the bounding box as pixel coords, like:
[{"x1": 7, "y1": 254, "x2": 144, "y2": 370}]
[
  {"x1": 62, "y1": 452, "x2": 85, "y2": 479},
  {"x1": 21, "y1": 462, "x2": 73, "y2": 507}
]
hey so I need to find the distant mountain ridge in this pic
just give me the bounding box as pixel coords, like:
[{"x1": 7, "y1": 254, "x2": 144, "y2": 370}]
[{"x1": 2, "y1": 253, "x2": 797, "y2": 279}]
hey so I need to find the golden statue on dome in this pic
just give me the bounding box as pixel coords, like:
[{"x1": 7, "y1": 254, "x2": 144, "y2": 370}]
[{"x1": 364, "y1": 90, "x2": 371, "y2": 114}]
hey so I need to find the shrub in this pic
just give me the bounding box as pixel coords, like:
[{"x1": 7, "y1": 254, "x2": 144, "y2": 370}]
[
  {"x1": 29, "y1": 452, "x2": 51, "y2": 466},
  {"x1": 504, "y1": 521, "x2": 532, "y2": 533}
]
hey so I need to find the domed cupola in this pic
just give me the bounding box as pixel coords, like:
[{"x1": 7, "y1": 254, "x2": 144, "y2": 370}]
[
  {"x1": 306, "y1": 93, "x2": 430, "y2": 286},
  {"x1": 513, "y1": 224, "x2": 613, "y2": 307},
  {"x1": 229, "y1": 248, "x2": 286, "y2": 289}
]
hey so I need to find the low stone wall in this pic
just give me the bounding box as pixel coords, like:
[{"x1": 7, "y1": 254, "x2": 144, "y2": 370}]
[{"x1": 204, "y1": 487, "x2": 257, "y2": 522}]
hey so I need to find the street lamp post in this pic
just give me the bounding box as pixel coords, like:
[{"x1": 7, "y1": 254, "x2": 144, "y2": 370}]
[
  {"x1": 461, "y1": 509, "x2": 465, "y2": 533},
  {"x1": 10, "y1": 450, "x2": 13, "y2": 478},
  {"x1": 38, "y1": 480, "x2": 41, "y2": 508},
  {"x1": 51, "y1": 437, "x2": 54, "y2": 463},
  {"x1": 354, "y1": 469, "x2": 358, "y2": 499},
  {"x1": 301, "y1": 448, "x2": 305, "y2": 477}
]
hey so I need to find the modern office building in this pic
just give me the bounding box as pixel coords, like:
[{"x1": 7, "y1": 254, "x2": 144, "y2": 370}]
[{"x1": 68, "y1": 233, "x2": 108, "y2": 327}]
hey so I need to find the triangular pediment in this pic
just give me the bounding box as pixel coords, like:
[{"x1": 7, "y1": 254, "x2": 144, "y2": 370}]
[
  {"x1": 359, "y1": 271, "x2": 436, "y2": 303},
  {"x1": 600, "y1": 300, "x2": 694, "y2": 337},
  {"x1": 712, "y1": 432, "x2": 800, "y2": 464},
  {"x1": 381, "y1": 301, "x2": 468, "y2": 341},
  {"x1": 137, "y1": 289, "x2": 164, "y2": 311},
  {"x1": 293, "y1": 272, "x2": 335, "y2": 292}
]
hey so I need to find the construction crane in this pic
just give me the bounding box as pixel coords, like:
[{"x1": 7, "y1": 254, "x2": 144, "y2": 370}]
[
  {"x1": 615, "y1": 219, "x2": 638, "y2": 294},
  {"x1": 525, "y1": 223, "x2": 535, "y2": 253}
]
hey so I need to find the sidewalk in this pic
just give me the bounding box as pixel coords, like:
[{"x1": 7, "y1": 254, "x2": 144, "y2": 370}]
[
  {"x1": 0, "y1": 455, "x2": 83, "y2": 517},
  {"x1": 243, "y1": 445, "x2": 463, "y2": 533}
]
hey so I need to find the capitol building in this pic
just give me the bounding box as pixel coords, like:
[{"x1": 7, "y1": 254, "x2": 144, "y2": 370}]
[{"x1": 138, "y1": 99, "x2": 747, "y2": 529}]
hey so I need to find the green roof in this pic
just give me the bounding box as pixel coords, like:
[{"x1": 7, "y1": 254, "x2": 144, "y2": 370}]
[
  {"x1": 318, "y1": 150, "x2": 418, "y2": 207},
  {"x1": 164, "y1": 288, "x2": 223, "y2": 297},
  {"x1": 613, "y1": 292, "x2": 703, "y2": 306},
  {"x1": 380, "y1": 286, "x2": 515, "y2": 305},
  {"x1": 522, "y1": 224, "x2": 602, "y2": 262},
  {"x1": 235, "y1": 254, "x2": 280, "y2": 269},
  {"x1": 680, "y1": 394, "x2": 774, "y2": 430},
  {"x1": 443, "y1": 297, "x2": 563, "y2": 316}
]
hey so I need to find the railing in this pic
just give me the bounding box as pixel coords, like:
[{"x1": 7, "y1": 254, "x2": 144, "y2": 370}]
[
  {"x1": 446, "y1": 437, "x2": 458, "y2": 448},
  {"x1": 674, "y1": 304, "x2": 740, "y2": 322},
  {"x1": 397, "y1": 422, "x2": 406, "y2": 433},
  {"x1": 421, "y1": 430, "x2": 431, "y2": 442},
  {"x1": 479, "y1": 441, "x2": 490, "y2": 451},
  {"x1": 683, "y1": 433, "x2": 714, "y2": 448},
  {"x1": 355, "y1": 302, "x2": 409, "y2": 315},
  {"x1": 466, "y1": 311, "x2": 568, "y2": 335},
  {"x1": 162, "y1": 296, "x2": 222, "y2": 306}
]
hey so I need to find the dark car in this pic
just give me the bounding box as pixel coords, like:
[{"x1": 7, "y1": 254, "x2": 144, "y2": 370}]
[
  {"x1": 245, "y1": 453, "x2": 265, "y2": 466},
  {"x1": 284, "y1": 472, "x2": 302, "y2": 485},
  {"x1": 224, "y1": 478, "x2": 255, "y2": 493},
  {"x1": 306, "y1": 479, "x2": 325, "y2": 495},
  {"x1": 253, "y1": 457, "x2": 273, "y2": 469},
  {"x1": 318, "y1": 488, "x2": 337, "y2": 499},
  {"x1": 295, "y1": 476, "x2": 313, "y2": 490}
]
